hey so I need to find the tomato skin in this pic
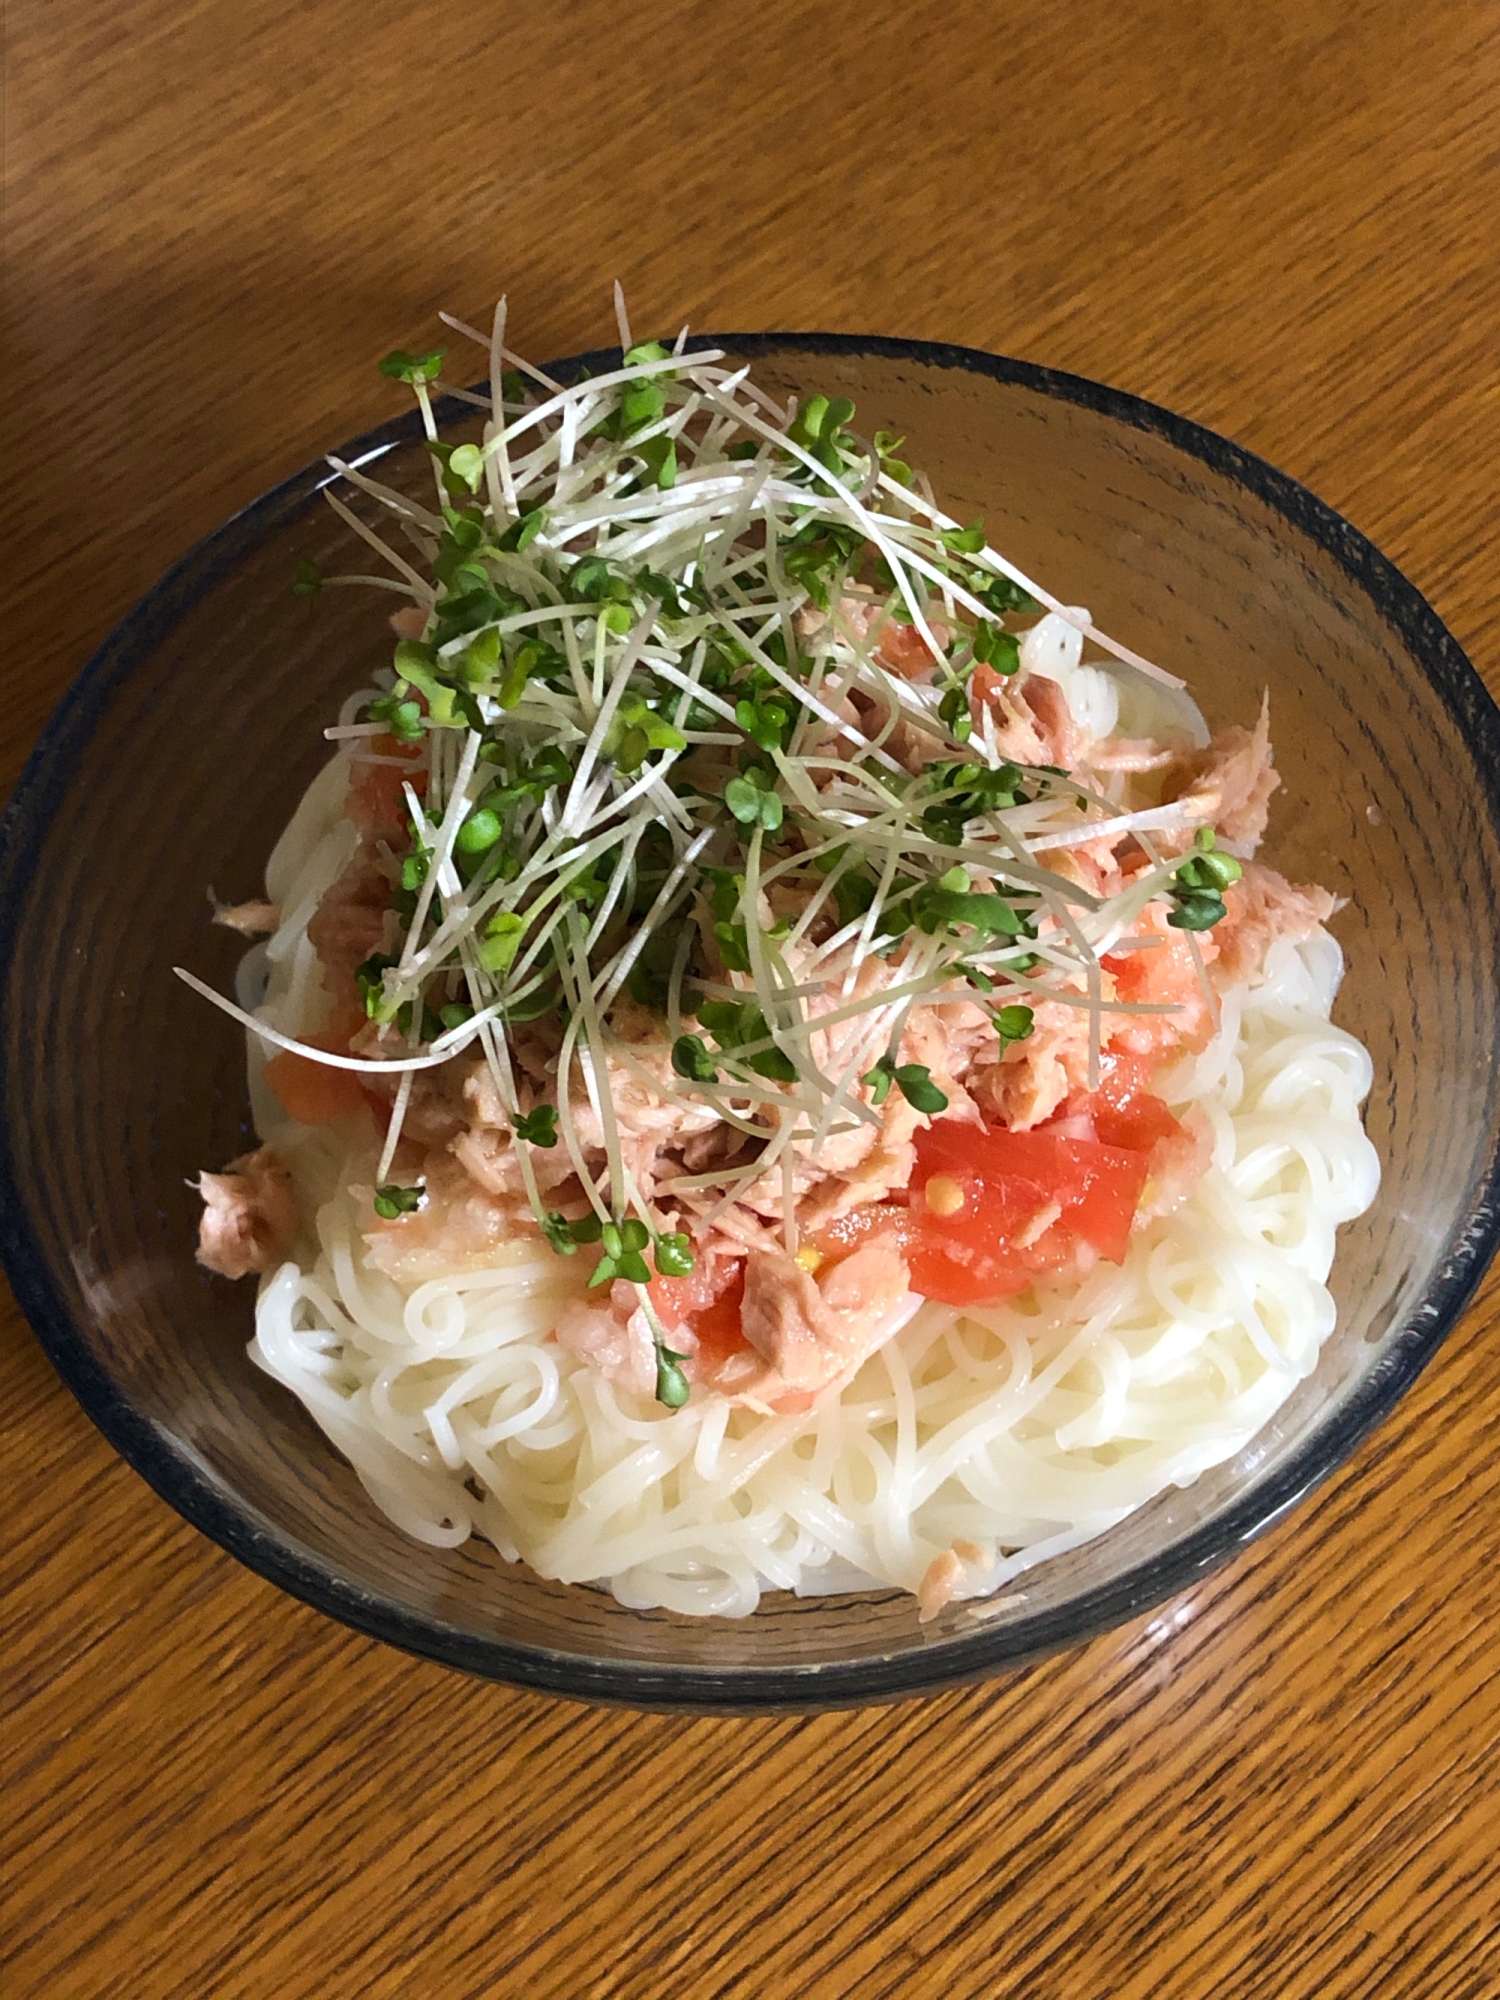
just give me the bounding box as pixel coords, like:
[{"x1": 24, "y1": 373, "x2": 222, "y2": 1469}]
[
  {"x1": 649, "y1": 1261, "x2": 748, "y2": 1364},
  {"x1": 690, "y1": 1271, "x2": 750, "y2": 1366},
  {"x1": 1064, "y1": 1047, "x2": 1182, "y2": 1152},
  {"x1": 877, "y1": 619, "x2": 942, "y2": 681},
  {"x1": 913, "y1": 1118, "x2": 1148, "y2": 1273},
  {"x1": 264, "y1": 1042, "x2": 371, "y2": 1124}
]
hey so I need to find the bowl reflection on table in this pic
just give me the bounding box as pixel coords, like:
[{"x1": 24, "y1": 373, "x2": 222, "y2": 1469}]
[{"x1": 2, "y1": 335, "x2": 1497, "y2": 1710}]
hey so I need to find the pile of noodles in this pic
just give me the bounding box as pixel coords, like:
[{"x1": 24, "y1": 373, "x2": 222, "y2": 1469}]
[{"x1": 240, "y1": 745, "x2": 1379, "y2": 1616}]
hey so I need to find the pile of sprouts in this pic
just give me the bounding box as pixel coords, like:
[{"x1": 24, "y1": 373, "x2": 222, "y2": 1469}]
[{"x1": 183, "y1": 291, "x2": 1234, "y2": 1404}]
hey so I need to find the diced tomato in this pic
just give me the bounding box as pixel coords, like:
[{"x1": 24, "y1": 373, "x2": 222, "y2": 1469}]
[
  {"x1": 689, "y1": 1270, "x2": 749, "y2": 1367},
  {"x1": 877, "y1": 618, "x2": 942, "y2": 681},
  {"x1": 910, "y1": 1120, "x2": 1147, "y2": 1298},
  {"x1": 813, "y1": 1113, "x2": 1152, "y2": 1309},
  {"x1": 1100, "y1": 921, "x2": 1216, "y2": 1061},
  {"x1": 1101, "y1": 948, "x2": 1159, "y2": 1002},
  {"x1": 903, "y1": 1234, "x2": 1038, "y2": 1308},
  {"x1": 1064, "y1": 1047, "x2": 1183, "y2": 1152},
  {"x1": 969, "y1": 660, "x2": 1011, "y2": 717},
  {"x1": 264, "y1": 1040, "x2": 371, "y2": 1124},
  {"x1": 1096, "y1": 948, "x2": 1184, "y2": 1016},
  {"x1": 649, "y1": 1260, "x2": 748, "y2": 1364}
]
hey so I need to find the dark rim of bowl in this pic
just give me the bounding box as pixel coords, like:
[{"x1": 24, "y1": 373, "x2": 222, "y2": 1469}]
[{"x1": 3, "y1": 334, "x2": 1498, "y2": 1712}]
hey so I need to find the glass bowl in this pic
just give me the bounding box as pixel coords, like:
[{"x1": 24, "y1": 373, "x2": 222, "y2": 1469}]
[{"x1": 3, "y1": 336, "x2": 1497, "y2": 1711}]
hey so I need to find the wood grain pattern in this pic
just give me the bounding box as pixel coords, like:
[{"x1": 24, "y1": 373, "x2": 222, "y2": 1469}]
[{"x1": 3, "y1": 1, "x2": 1497, "y2": 1993}]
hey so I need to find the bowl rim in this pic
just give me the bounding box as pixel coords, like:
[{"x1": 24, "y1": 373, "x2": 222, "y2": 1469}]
[{"x1": 3, "y1": 331, "x2": 1498, "y2": 1711}]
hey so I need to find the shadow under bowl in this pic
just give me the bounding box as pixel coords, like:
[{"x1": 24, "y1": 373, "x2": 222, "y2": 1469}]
[{"x1": 3, "y1": 335, "x2": 1498, "y2": 1710}]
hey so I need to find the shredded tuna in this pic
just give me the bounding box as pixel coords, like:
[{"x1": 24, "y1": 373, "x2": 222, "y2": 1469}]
[
  {"x1": 1214, "y1": 863, "x2": 1337, "y2": 984},
  {"x1": 195, "y1": 1146, "x2": 298, "y2": 1278},
  {"x1": 389, "y1": 604, "x2": 429, "y2": 641},
  {"x1": 357, "y1": 1058, "x2": 470, "y2": 1149},
  {"x1": 917, "y1": 1550, "x2": 965, "y2": 1622},
  {"x1": 875, "y1": 614, "x2": 949, "y2": 681},
  {"x1": 971, "y1": 667, "x2": 1079, "y2": 768},
  {"x1": 450, "y1": 1116, "x2": 579, "y2": 1201},
  {"x1": 969, "y1": 998, "x2": 1092, "y2": 1132},
  {"x1": 1048, "y1": 830, "x2": 1128, "y2": 903},
  {"x1": 567, "y1": 1007, "x2": 721, "y2": 1188},
  {"x1": 459, "y1": 998, "x2": 718, "y2": 1204},
  {"x1": 701, "y1": 1238, "x2": 913, "y2": 1413},
  {"x1": 798, "y1": 592, "x2": 951, "y2": 673},
  {"x1": 731, "y1": 969, "x2": 991, "y2": 1224},
  {"x1": 777, "y1": 1086, "x2": 923, "y2": 1227},
  {"x1": 555, "y1": 1298, "x2": 657, "y2": 1398},
  {"x1": 1083, "y1": 738, "x2": 1184, "y2": 775},
  {"x1": 307, "y1": 850, "x2": 395, "y2": 1006},
  {"x1": 1159, "y1": 694, "x2": 1278, "y2": 851},
  {"x1": 678, "y1": 1120, "x2": 757, "y2": 1178},
  {"x1": 212, "y1": 898, "x2": 281, "y2": 936}
]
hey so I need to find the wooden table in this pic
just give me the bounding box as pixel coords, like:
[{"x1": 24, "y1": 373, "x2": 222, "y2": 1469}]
[{"x1": 5, "y1": 2, "x2": 1497, "y2": 1993}]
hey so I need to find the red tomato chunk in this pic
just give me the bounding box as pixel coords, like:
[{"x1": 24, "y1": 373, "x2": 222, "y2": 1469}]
[
  {"x1": 1068, "y1": 1046, "x2": 1182, "y2": 1152},
  {"x1": 649, "y1": 1261, "x2": 749, "y2": 1364},
  {"x1": 264, "y1": 1040, "x2": 371, "y2": 1125},
  {"x1": 661, "y1": 1062, "x2": 1187, "y2": 1336},
  {"x1": 899, "y1": 1119, "x2": 1149, "y2": 1304},
  {"x1": 813, "y1": 1052, "x2": 1184, "y2": 1309}
]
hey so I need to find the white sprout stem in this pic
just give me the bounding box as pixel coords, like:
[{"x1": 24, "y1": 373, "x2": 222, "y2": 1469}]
[
  {"x1": 214, "y1": 308, "x2": 1237, "y2": 1286},
  {"x1": 173, "y1": 970, "x2": 495, "y2": 1072},
  {"x1": 320, "y1": 491, "x2": 436, "y2": 601},
  {"x1": 740, "y1": 829, "x2": 810, "y2": 1100},
  {"x1": 556, "y1": 912, "x2": 630, "y2": 1220},
  {"x1": 596, "y1": 826, "x2": 717, "y2": 1011},
  {"x1": 430, "y1": 599, "x2": 596, "y2": 663},
  {"x1": 489, "y1": 351, "x2": 727, "y2": 463},
  {"x1": 558, "y1": 612, "x2": 658, "y2": 832},
  {"x1": 375, "y1": 1069, "x2": 414, "y2": 1185},
  {"x1": 318, "y1": 575, "x2": 417, "y2": 596},
  {"x1": 488, "y1": 297, "x2": 518, "y2": 517},
  {"x1": 396, "y1": 731, "x2": 481, "y2": 976},
  {"x1": 410, "y1": 377, "x2": 449, "y2": 513},
  {"x1": 872, "y1": 469, "x2": 1185, "y2": 689},
  {"x1": 325, "y1": 457, "x2": 445, "y2": 535}
]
